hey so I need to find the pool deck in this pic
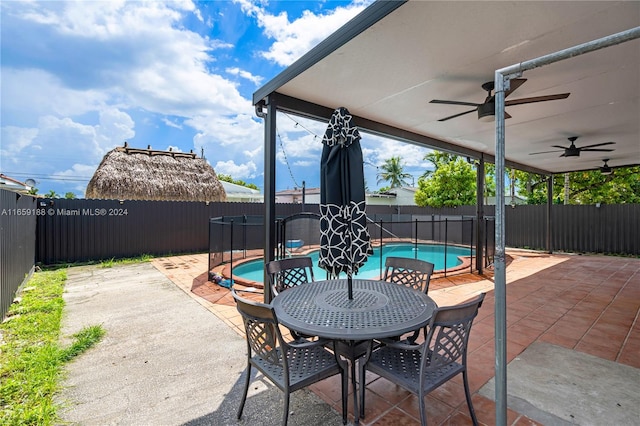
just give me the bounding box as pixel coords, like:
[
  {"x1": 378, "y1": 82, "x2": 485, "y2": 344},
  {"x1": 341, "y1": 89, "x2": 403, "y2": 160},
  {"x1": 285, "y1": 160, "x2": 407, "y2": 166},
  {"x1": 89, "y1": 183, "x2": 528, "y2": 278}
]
[{"x1": 152, "y1": 250, "x2": 640, "y2": 425}]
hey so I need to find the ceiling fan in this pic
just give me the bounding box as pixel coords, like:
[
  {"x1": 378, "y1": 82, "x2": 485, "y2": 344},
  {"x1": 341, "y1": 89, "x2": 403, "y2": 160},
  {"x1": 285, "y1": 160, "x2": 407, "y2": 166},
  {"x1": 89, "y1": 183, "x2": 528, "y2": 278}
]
[
  {"x1": 600, "y1": 159, "x2": 613, "y2": 175},
  {"x1": 529, "y1": 137, "x2": 616, "y2": 157},
  {"x1": 430, "y1": 78, "x2": 570, "y2": 122}
]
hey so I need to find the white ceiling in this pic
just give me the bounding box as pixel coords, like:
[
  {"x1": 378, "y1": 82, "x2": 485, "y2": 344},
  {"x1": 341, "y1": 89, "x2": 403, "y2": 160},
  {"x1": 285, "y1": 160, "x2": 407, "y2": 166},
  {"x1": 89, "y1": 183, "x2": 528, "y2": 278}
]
[{"x1": 257, "y1": 1, "x2": 640, "y2": 174}]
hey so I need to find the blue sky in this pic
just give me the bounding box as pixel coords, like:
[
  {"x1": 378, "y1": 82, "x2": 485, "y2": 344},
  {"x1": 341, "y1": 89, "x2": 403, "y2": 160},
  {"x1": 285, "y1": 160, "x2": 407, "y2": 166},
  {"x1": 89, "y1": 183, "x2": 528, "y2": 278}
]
[{"x1": 1, "y1": 0, "x2": 432, "y2": 197}]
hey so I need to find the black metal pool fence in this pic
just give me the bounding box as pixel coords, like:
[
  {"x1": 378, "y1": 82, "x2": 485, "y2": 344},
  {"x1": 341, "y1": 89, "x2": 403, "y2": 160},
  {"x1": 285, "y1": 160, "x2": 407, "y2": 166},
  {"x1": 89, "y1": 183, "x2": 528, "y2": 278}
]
[{"x1": 208, "y1": 213, "x2": 495, "y2": 282}]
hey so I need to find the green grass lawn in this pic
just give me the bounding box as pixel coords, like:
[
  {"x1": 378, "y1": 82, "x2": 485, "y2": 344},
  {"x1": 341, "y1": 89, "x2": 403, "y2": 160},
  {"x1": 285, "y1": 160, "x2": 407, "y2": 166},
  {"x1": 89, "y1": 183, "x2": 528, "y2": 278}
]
[{"x1": 0, "y1": 269, "x2": 104, "y2": 425}]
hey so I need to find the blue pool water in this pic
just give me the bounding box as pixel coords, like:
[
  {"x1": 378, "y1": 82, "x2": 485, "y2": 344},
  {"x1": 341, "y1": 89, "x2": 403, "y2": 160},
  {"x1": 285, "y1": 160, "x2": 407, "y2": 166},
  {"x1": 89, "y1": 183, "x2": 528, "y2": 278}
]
[{"x1": 232, "y1": 243, "x2": 473, "y2": 283}]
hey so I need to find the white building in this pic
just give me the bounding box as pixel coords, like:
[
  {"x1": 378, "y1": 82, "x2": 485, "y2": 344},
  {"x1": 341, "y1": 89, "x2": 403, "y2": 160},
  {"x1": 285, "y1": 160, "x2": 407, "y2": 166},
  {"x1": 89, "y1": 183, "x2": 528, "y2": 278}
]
[{"x1": 220, "y1": 181, "x2": 262, "y2": 203}]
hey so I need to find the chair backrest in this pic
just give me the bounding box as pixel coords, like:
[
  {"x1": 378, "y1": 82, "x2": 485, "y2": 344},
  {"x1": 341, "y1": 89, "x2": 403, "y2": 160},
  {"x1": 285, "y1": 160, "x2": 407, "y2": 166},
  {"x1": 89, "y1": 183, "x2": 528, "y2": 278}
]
[
  {"x1": 422, "y1": 293, "x2": 485, "y2": 372},
  {"x1": 383, "y1": 256, "x2": 435, "y2": 293},
  {"x1": 266, "y1": 256, "x2": 315, "y2": 296},
  {"x1": 232, "y1": 289, "x2": 284, "y2": 366}
]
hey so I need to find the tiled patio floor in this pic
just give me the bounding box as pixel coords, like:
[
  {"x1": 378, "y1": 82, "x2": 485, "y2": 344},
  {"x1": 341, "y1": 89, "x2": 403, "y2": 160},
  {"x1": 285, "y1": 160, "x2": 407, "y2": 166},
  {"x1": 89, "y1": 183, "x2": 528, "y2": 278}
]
[{"x1": 152, "y1": 251, "x2": 640, "y2": 425}]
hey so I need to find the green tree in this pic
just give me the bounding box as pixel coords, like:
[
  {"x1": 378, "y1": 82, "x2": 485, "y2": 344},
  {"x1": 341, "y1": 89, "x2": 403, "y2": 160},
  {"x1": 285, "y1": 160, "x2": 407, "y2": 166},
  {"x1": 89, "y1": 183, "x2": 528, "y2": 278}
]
[
  {"x1": 217, "y1": 174, "x2": 259, "y2": 191},
  {"x1": 45, "y1": 190, "x2": 58, "y2": 198},
  {"x1": 512, "y1": 166, "x2": 640, "y2": 204},
  {"x1": 377, "y1": 156, "x2": 412, "y2": 188},
  {"x1": 414, "y1": 157, "x2": 476, "y2": 207},
  {"x1": 64, "y1": 192, "x2": 77, "y2": 199},
  {"x1": 421, "y1": 152, "x2": 457, "y2": 179},
  {"x1": 28, "y1": 187, "x2": 39, "y2": 195},
  {"x1": 512, "y1": 170, "x2": 548, "y2": 204}
]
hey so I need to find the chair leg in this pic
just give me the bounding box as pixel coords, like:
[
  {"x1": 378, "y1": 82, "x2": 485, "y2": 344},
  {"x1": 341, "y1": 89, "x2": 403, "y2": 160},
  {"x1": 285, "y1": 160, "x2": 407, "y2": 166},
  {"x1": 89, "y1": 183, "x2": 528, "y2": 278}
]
[
  {"x1": 358, "y1": 364, "x2": 366, "y2": 419},
  {"x1": 462, "y1": 369, "x2": 479, "y2": 426},
  {"x1": 237, "y1": 363, "x2": 252, "y2": 420},
  {"x1": 418, "y1": 391, "x2": 427, "y2": 426},
  {"x1": 341, "y1": 365, "x2": 348, "y2": 425},
  {"x1": 334, "y1": 349, "x2": 349, "y2": 425},
  {"x1": 283, "y1": 392, "x2": 290, "y2": 426}
]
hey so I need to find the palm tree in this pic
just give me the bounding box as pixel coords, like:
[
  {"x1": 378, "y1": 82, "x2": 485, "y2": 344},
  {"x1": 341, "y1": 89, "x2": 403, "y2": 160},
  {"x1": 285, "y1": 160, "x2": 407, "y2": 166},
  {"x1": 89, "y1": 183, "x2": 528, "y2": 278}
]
[
  {"x1": 421, "y1": 152, "x2": 457, "y2": 179},
  {"x1": 377, "y1": 156, "x2": 412, "y2": 188}
]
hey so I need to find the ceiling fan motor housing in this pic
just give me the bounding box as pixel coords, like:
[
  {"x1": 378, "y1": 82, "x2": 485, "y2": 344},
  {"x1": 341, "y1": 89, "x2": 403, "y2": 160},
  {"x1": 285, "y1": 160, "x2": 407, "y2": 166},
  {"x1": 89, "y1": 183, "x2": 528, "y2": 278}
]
[
  {"x1": 477, "y1": 102, "x2": 495, "y2": 121},
  {"x1": 564, "y1": 147, "x2": 580, "y2": 157}
]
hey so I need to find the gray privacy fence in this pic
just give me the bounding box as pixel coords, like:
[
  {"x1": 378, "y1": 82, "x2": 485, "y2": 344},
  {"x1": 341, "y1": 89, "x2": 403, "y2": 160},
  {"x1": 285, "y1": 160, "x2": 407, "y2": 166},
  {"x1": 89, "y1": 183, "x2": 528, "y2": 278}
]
[
  {"x1": 505, "y1": 203, "x2": 640, "y2": 254},
  {"x1": 1, "y1": 190, "x2": 37, "y2": 319},
  {"x1": 31, "y1": 199, "x2": 640, "y2": 266},
  {"x1": 35, "y1": 198, "x2": 304, "y2": 264}
]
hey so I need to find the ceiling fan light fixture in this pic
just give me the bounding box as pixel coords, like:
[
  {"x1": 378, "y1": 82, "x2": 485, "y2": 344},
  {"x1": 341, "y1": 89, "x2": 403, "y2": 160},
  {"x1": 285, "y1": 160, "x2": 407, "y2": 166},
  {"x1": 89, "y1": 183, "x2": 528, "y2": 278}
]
[
  {"x1": 477, "y1": 103, "x2": 495, "y2": 122},
  {"x1": 600, "y1": 159, "x2": 613, "y2": 175}
]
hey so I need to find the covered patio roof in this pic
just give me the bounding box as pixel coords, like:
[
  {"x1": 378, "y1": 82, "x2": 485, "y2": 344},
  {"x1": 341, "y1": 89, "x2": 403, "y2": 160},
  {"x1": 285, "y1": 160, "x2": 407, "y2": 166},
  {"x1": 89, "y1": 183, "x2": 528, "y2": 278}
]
[
  {"x1": 253, "y1": 2, "x2": 639, "y2": 425},
  {"x1": 254, "y1": 0, "x2": 639, "y2": 175}
]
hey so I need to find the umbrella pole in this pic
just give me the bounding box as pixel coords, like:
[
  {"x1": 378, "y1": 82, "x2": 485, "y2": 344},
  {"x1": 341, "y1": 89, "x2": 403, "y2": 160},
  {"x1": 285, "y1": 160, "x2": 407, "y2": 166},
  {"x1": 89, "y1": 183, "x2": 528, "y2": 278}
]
[{"x1": 348, "y1": 273, "x2": 353, "y2": 300}]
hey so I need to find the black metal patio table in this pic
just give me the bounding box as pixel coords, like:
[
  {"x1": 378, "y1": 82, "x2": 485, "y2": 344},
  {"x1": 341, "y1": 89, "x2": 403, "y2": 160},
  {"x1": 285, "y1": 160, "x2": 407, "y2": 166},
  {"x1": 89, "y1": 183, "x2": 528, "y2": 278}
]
[{"x1": 272, "y1": 278, "x2": 437, "y2": 424}]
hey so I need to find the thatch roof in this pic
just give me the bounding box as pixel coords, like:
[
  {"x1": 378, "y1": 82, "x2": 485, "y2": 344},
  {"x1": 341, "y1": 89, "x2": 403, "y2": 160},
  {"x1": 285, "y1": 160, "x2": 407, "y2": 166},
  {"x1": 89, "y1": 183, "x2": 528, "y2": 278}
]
[{"x1": 86, "y1": 145, "x2": 226, "y2": 202}]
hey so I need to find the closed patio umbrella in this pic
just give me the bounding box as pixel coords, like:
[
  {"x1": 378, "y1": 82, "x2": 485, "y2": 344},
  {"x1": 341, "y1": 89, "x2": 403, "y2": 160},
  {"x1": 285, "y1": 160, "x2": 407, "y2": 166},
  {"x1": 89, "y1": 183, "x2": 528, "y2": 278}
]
[{"x1": 319, "y1": 107, "x2": 373, "y2": 299}]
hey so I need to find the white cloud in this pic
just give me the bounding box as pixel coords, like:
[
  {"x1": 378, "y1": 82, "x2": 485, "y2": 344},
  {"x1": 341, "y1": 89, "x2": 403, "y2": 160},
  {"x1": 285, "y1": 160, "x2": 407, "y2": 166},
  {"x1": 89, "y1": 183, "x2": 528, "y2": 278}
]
[
  {"x1": 2, "y1": 68, "x2": 111, "y2": 118},
  {"x1": 226, "y1": 67, "x2": 264, "y2": 86},
  {"x1": 96, "y1": 108, "x2": 135, "y2": 152},
  {"x1": 190, "y1": 113, "x2": 262, "y2": 150},
  {"x1": 6, "y1": 1, "x2": 245, "y2": 119},
  {"x1": 1, "y1": 111, "x2": 134, "y2": 187},
  {"x1": 0, "y1": 126, "x2": 39, "y2": 166},
  {"x1": 162, "y1": 118, "x2": 183, "y2": 129},
  {"x1": 213, "y1": 159, "x2": 257, "y2": 180},
  {"x1": 237, "y1": 0, "x2": 370, "y2": 66}
]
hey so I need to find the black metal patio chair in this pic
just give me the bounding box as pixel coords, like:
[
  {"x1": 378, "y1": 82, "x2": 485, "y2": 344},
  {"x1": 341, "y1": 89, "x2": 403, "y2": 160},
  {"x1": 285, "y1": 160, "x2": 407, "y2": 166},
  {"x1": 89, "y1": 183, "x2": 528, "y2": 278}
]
[
  {"x1": 382, "y1": 256, "x2": 435, "y2": 343},
  {"x1": 359, "y1": 293, "x2": 485, "y2": 426},
  {"x1": 383, "y1": 256, "x2": 435, "y2": 294},
  {"x1": 266, "y1": 256, "x2": 317, "y2": 341},
  {"x1": 232, "y1": 289, "x2": 348, "y2": 426},
  {"x1": 266, "y1": 256, "x2": 316, "y2": 297}
]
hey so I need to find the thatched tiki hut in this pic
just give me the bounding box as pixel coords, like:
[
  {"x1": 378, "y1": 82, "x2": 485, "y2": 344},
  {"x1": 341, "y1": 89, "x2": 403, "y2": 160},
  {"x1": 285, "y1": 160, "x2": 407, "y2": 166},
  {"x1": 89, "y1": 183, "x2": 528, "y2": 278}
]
[{"x1": 86, "y1": 144, "x2": 226, "y2": 202}]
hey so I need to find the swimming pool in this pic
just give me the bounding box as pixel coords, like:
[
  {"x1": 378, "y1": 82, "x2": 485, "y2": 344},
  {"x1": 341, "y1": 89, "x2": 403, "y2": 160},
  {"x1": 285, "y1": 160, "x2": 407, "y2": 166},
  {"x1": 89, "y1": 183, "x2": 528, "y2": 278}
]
[{"x1": 232, "y1": 243, "x2": 473, "y2": 283}]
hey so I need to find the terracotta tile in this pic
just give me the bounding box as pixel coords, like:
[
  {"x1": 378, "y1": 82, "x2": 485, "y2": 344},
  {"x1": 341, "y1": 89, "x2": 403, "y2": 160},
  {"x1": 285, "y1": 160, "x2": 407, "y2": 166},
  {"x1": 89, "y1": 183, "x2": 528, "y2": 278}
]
[
  {"x1": 428, "y1": 379, "x2": 467, "y2": 408},
  {"x1": 365, "y1": 407, "x2": 420, "y2": 426},
  {"x1": 617, "y1": 347, "x2": 640, "y2": 368},
  {"x1": 365, "y1": 376, "x2": 412, "y2": 405},
  {"x1": 359, "y1": 388, "x2": 394, "y2": 423},
  {"x1": 309, "y1": 374, "x2": 344, "y2": 405},
  {"x1": 444, "y1": 410, "x2": 478, "y2": 426},
  {"x1": 536, "y1": 331, "x2": 579, "y2": 349},
  {"x1": 546, "y1": 321, "x2": 590, "y2": 340},
  {"x1": 507, "y1": 323, "x2": 543, "y2": 347},
  {"x1": 574, "y1": 340, "x2": 619, "y2": 361},
  {"x1": 471, "y1": 394, "x2": 520, "y2": 426},
  {"x1": 397, "y1": 394, "x2": 455, "y2": 426}
]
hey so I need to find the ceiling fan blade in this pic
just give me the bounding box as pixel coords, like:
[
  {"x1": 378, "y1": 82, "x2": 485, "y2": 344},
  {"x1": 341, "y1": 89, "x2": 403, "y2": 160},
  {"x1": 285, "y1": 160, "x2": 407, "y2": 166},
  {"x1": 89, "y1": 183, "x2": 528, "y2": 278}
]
[
  {"x1": 430, "y1": 99, "x2": 480, "y2": 107},
  {"x1": 581, "y1": 148, "x2": 615, "y2": 152},
  {"x1": 529, "y1": 149, "x2": 562, "y2": 155},
  {"x1": 578, "y1": 142, "x2": 616, "y2": 149},
  {"x1": 504, "y1": 78, "x2": 527, "y2": 98},
  {"x1": 437, "y1": 108, "x2": 477, "y2": 122},
  {"x1": 551, "y1": 145, "x2": 569, "y2": 149},
  {"x1": 505, "y1": 93, "x2": 570, "y2": 106}
]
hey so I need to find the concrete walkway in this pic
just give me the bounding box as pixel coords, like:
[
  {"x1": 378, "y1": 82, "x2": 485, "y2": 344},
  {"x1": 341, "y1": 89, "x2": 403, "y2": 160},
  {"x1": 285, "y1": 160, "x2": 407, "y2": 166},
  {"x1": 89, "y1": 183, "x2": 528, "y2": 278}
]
[{"x1": 57, "y1": 263, "x2": 347, "y2": 425}]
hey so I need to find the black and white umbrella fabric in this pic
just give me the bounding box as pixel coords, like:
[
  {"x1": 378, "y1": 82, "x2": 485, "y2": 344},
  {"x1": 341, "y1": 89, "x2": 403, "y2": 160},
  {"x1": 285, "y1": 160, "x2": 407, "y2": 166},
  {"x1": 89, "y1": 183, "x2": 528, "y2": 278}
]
[{"x1": 319, "y1": 107, "x2": 373, "y2": 299}]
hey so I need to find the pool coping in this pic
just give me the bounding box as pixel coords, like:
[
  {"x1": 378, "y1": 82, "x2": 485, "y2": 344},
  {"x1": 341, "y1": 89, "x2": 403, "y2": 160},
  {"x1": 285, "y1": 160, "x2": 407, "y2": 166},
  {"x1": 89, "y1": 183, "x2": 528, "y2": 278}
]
[{"x1": 222, "y1": 240, "x2": 478, "y2": 290}]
